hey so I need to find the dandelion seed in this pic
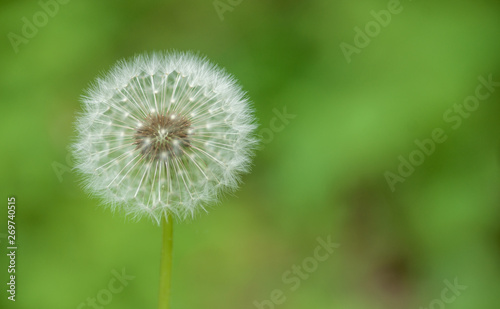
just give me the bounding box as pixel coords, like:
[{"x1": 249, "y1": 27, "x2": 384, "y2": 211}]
[{"x1": 73, "y1": 51, "x2": 258, "y2": 223}]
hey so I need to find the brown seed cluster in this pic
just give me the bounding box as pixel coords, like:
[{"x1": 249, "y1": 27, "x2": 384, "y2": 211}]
[{"x1": 133, "y1": 113, "x2": 192, "y2": 160}]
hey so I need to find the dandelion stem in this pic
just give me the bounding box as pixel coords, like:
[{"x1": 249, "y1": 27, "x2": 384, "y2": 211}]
[{"x1": 158, "y1": 213, "x2": 173, "y2": 309}]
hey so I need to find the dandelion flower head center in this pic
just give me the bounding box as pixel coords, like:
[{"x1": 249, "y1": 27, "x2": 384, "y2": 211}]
[
  {"x1": 134, "y1": 113, "x2": 191, "y2": 160},
  {"x1": 73, "y1": 52, "x2": 258, "y2": 223}
]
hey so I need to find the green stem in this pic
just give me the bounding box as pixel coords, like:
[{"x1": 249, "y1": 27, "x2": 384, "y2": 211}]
[{"x1": 158, "y1": 213, "x2": 173, "y2": 309}]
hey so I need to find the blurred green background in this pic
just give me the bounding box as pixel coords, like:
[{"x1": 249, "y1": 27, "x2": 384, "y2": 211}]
[{"x1": 1, "y1": 0, "x2": 500, "y2": 308}]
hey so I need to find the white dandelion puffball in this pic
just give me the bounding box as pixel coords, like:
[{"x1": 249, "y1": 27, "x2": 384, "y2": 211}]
[{"x1": 73, "y1": 51, "x2": 258, "y2": 223}]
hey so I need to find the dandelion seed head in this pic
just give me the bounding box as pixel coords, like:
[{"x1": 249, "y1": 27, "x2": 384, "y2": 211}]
[{"x1": 73, "y1": 51, "x2": 258, "y2": 223}]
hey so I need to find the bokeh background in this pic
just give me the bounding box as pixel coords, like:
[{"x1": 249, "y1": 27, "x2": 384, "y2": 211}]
[{"x1": 1, "y1": 0, "x2": 500, "y2": 308}]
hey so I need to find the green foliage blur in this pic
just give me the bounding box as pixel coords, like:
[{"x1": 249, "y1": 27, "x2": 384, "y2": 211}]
[{"x1": 1, "y1": 0, "x2": 500, "y2": 308}]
